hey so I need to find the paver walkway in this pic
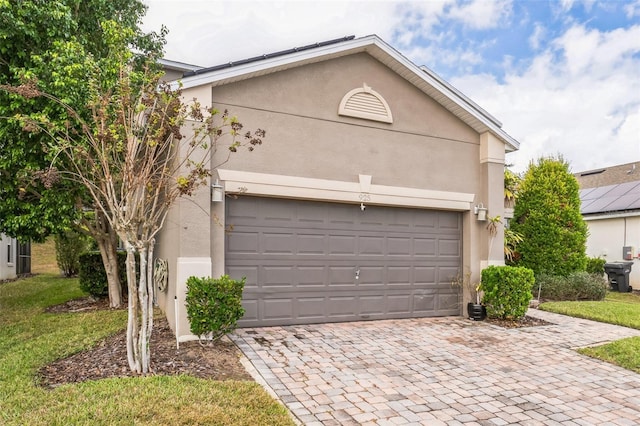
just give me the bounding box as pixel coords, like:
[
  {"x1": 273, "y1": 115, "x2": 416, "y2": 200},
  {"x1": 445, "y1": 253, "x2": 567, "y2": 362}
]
[{"x1": 231, "y1": 309, "x2": 640, "y2": 425}]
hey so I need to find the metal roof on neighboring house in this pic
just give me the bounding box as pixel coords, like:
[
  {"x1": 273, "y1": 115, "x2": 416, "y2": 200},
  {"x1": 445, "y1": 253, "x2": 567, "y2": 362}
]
[
  {"x1": 575, "y1": 162, "x2": 640, "y2": 215},
  {"x1": 168, "y1": 34, "x2": 520, "y2": 152}
]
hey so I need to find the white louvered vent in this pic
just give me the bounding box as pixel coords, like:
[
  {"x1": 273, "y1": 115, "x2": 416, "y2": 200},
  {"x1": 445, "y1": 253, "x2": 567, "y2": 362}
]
[{"x1": 338, "y1": 83, "x2": 393, "y2": 124}]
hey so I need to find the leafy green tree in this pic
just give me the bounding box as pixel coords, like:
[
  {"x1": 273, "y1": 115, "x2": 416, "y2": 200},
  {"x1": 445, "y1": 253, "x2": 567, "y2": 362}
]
[
  {"x1": 2, "y1": 20, "x2": 265, "y2": 373},
  {"x1": 510, "y1": 157, "x2": 588, "y2": 276},
  {"x1": 0, "y1": 0, "x2": 163, "y2": 307}
]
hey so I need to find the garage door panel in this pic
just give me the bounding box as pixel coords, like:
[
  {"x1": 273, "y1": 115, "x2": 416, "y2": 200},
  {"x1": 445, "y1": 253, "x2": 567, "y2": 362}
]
[
  {"x1": 263, "y1": 266, "x2": 296, "y2": 287},
  {"x1": 329, "y1": 266, "x2": 357, "y2": 285},
  {"x1": 438, "y1": 266, "x2": 462, "y2": 284},
  {"x1": 387, "y1": 295, "x2": 412, "y2": 314},
  {"x1": 413, "y1": 292, "x2": 436, "y2": 312},
  {"x1": 297, "y1": 297, "x2": 326, "y2": 319},
  {"x1": 387, "y1": 237, "x2": 411, "y2": 255},
  {"x1": 298, "y1": 234, "x2": 326, "y2": 254},
  {"x1": 328, "y1": 296, "x2": 358, "y2": 318},
  {"x1": 439, "y1": 213, "x2": 462, "y2": 230},
  {"x1": 263, "y1": 298, "x2": 294, "y2": 320},
  {"x1": 226, "y1": 266, "x2": 258, "y2": 288},
  {"x1": 241, "y1": 300, "x2": 259, "y2": 322},
  {"x1": 297, "y1": 266, "x2": 326, "y2": 286},
  {"x1": 438, "y1": 239, "x2": 461, "y2": 257},
  {"x1": 228, "y1": 196, "x2": 461, "y2": 326},
  {"x1": 413, "y1": 266, "x2": 436, "y2": 284},
  {"x1": 328, "y1": 235, "x2": 357, "y2": 255},
  {"x1": 358, "y1": 266, "x2": 385, "y2": 285},
  {"x1": 227, "y1": 231, "x2": 259, "y2": 253},
  {"x1": 360, "y1": 295, "x2": 385, "y2": 315},
  {"x1": 263, "y1": 232, "x2": 296, "y2": 254},
  {"x1": 387, "y1": 266, "x2": 411, "y2": 284},
  {"x1": 414, "y1": 238, "x2": 437, "y2": 256},
  {"x1": 438, "y1": 293, "x2": 460, "y2": 312},
  {"x1": 360, "y1": 236, "x2": 385, "y2": 255}
]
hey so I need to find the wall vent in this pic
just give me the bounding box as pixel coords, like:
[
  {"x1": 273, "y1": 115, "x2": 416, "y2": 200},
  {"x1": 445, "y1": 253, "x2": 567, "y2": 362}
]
[{"x1": 338, "y1": 83, "x2": 393, "y2": 124}]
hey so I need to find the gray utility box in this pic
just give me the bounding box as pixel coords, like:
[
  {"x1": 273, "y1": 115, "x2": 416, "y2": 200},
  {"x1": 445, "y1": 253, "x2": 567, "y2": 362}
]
[{"x1": 604, "y1": 261, "x2": 634, "y2": 292}]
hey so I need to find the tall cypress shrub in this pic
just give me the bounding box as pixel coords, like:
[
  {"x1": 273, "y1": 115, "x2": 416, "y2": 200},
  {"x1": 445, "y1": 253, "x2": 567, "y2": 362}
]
[{"x1": 510, "y1": 157, "x2": 588, "y2": 276}]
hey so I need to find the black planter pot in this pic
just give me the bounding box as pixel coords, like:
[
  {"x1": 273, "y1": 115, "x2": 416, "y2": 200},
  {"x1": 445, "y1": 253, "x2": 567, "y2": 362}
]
[{"x1": 467, "y1": 302, "x2": 487, "y2": 321}]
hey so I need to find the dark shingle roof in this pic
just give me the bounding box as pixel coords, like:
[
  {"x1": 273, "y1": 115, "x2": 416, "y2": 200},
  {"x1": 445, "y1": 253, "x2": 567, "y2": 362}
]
[{"x1": 183, "y1": 36, "x2": 356, "y2": 77}]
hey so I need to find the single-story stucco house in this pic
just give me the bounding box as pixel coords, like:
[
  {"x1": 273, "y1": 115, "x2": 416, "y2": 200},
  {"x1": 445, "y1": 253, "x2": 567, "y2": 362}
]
[
  {"x1": 575, "y1": 161, "x2": 640, "y2": 288},
  {"x1": 156, "y1": 35, "x2": 520, "y2": 340}
]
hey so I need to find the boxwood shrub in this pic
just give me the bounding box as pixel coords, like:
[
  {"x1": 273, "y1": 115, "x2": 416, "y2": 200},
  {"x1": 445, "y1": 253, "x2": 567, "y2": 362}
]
[
  {"x1": 585, "y1": 257, "x2": 606, "y2": 275},
  {"x1": 535, "y1": 271, "x2": 607, "y2": 301},
  {"x1": 480, "y1": 265, "x2": 534, "y2": 320},
  {"x1": 78, "y1": 251, "x2": 128, "y2": 297},
  {"x1": 186, "y1": 275, "x2": 246, "y2": 343}
]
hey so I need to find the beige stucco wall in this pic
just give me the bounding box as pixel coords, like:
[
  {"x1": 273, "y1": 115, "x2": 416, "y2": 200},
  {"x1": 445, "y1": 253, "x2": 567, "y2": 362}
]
[
  {"x1": 585, "y1": 215, "x2": 640, "y2": 287},
  {"x1": 155, "y1": 123, "x2": 213, "y2": 340},
  {"x1": 159, "y1": 51, "x2": 508, "y2": 335},
  {"x1": 206, "y1": 53, "x2": 481, "y2": 192}
]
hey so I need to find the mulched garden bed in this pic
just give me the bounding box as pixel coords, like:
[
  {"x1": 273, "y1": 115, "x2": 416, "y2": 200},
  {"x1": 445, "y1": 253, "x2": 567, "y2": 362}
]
[
  {"x1": 39, "y1": 297, "x2": 253, "y2": 389},
  {"x1": 485, "y1": 315, "x2": 553, "y2": 328}
]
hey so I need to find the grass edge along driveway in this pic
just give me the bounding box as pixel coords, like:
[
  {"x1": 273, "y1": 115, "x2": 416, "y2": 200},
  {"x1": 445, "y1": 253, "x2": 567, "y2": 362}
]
[
  {"x1": 541, "y1": 291, "x2": 640, "y2": 374},
  {"x1": 0, "y1": 274, "x2": 295, "y2": 426}
]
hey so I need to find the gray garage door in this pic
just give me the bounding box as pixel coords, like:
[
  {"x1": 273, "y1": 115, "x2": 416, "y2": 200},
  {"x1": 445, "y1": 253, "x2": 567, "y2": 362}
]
[{"x1": 226, "y1": 196, "x2": 461, "y2": 327}]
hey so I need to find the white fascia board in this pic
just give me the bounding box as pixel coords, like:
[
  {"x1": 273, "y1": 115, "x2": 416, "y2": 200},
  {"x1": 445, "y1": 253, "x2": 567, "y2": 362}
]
[
  {"x1": 176, "y1": 37, "x2": 374, "y2": 90},
  {"x1": 584, "y1": 211, "x2": 640, "y2": 221},
  {"x1": 159, "y1": 58, "x2": 204, "y2": 72}
]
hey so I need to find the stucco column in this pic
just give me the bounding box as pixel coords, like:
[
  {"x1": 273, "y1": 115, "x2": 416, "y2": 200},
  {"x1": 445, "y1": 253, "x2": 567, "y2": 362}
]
[{"x1": 479, "y1": 132, "x2": 506, "y2": 268}]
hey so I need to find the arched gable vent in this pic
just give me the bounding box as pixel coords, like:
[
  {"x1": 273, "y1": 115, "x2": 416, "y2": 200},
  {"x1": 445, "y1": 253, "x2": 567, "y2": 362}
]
[{"x1": 338, "y1": 83, "x2": 393, "y2": 124}]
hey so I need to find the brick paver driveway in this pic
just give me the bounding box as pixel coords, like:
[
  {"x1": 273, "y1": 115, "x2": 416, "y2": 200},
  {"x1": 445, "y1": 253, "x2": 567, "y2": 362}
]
[{"x1": 232, "y1": 309, "x2": 640, "y2": 425}]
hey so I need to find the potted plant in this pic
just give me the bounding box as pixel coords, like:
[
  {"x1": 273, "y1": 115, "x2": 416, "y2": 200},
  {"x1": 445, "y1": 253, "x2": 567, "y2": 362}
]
[
  {"x1": 467, "y1": 282, "x2": 486, "y2": 321},
  {"x1": 451, "y1": 270, "x2": 486, "y2": 321}
]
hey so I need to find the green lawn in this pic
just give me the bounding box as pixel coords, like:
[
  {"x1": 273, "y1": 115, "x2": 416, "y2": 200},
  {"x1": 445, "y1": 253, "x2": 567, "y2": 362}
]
[
  {"x1": 0, "y1": 274, "x2": 295, "y2": 426},
  {"x1": 540, "y1": 291, "x2": 640, "y2": 374}
]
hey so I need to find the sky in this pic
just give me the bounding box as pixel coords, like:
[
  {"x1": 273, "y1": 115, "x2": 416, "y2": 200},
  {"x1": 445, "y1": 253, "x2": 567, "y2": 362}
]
[{"x1": 141, "y1": 0, "x2": 640, "y2": 174}]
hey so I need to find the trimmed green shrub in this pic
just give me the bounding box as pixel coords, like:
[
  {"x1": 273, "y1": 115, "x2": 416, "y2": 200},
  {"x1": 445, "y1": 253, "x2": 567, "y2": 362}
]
[
  {"x1": 535, "y1": 272, "x2": 607, "y2": 301},
  {"x1": 510, "y1": 157, "x2": 588, "y2": 276},
  {"x1": 54, "y1": 229, "x2": 91, "y2": 277},
  {"x1": 78, "y1": 251, "x2": 128, "y2": 297},
  {"x1": 186, "y1": 275, "x2": 246, "y2": 343},
  {"x1": 586, "y1": 257, "x2": 606, "y2": 275},
  {"x1": 480, "y1": 265, "x2": 534, "y2": 320}
]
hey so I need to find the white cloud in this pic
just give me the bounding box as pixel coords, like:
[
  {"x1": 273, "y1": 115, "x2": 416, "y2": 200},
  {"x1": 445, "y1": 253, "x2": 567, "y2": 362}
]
[
  {"x1": 529, "y1": 22, "x2": 546, "y2": 51},
  {"x1": 446, "y1": 0, "x2": 513, "y2": 29},
  {"x1": 625, "y1": 0, "x2": 640, "y2": 18},
  {"x1": 453, "y1": 23, "x2": 640, "y2": 173},
  {"x1": 142, "y1": 0, "x2": 402, "y2": 66}
]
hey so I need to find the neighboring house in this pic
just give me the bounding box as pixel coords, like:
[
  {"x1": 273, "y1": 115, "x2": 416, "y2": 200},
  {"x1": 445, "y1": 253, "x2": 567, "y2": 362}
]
[
  {"x1": 156, "y1": 35, "x2": 520, "y2": 340},
  {"x1": 0, "y1": 233, "x2": 30, "y2": 280},
  {"x1": 575, "y1": 161, "x2": 640, "y2": 288}
]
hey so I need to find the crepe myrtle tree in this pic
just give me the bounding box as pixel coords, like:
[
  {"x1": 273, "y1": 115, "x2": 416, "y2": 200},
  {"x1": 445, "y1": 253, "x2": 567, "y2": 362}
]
[
  {"x1": 0, "y1": 0, "x2": 164, "y2": 308},
  {"x1": 1, "y1": 22, "x2": 265, "y2": 374}
]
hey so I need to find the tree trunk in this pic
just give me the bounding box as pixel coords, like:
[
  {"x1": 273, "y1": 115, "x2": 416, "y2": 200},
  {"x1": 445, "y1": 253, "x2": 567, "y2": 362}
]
[
  {"x1": 138, "y1": 245, "x2": 151, "y2": 373},
  {"x1": 82, "y1": 209, "x2": 123, "y2": 308},
  {"x1": 96, "y1": 229, "x2": 122, "y2": 308},
  {"x1": 125, "y1": 245, "x2": 141, "y2": 373}
]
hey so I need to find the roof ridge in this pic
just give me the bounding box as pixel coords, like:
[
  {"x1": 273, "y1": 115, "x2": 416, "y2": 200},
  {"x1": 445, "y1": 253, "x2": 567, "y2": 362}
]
[{"x1": 183, "y1": 35, "x2": 356, "y2": 77}]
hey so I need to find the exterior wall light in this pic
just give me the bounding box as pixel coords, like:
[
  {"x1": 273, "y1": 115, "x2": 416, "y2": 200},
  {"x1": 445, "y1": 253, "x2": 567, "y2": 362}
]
[
  {"x1": 211, "y1": 180, "x2": 224, "y2": 203},
  {"x1": 474, "y1": 204, "x2": 487, "y2": 221}
]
